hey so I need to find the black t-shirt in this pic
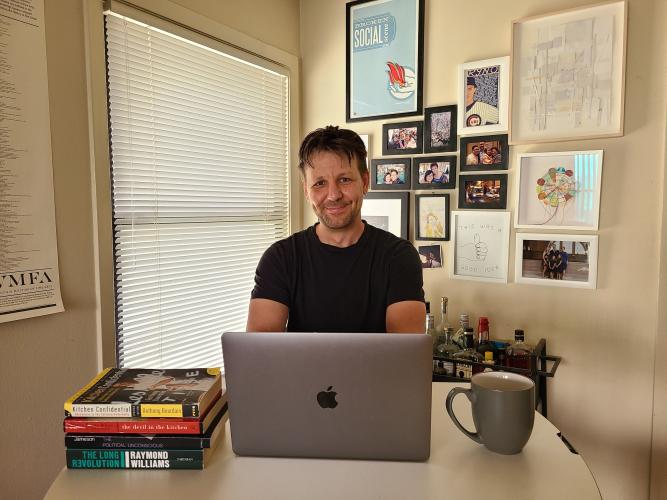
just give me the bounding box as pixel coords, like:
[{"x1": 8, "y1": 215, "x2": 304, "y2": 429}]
[{"x1": 251, "y1": 222, "x2": 425, "y2": 332}]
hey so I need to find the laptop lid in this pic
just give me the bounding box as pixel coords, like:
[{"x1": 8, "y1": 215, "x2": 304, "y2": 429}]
[{"x1": 222, "y1": 332, "x2": 432, "y2": 461}]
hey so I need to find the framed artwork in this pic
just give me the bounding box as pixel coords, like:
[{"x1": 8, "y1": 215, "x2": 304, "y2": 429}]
[
  {"x1": 418, "y1": 244, "x2": 443, "y2": 269},
  {"x1": 458, "y1": 173, "x2": 508, "y2": 210},
  {"x1": 362, "y1": 191, "x2": 409, "y2": 239},
  {"x1": 450, "y1": 211, "x2": 511, "y2": 283},
  {"x1": 457, "y1": 56, "x2": 510, "y2": 136},
  {"x1": 515, "y1": 233, "x2": 598, "y2": 289},
  {"x1": 515, "y1": 150, "x2": 603, "y2": 230},
  {"x1": 510, "y1": 1, "x2": 627, "y2": 144},
  {"x1": 346, "y1": 0, "x2": 425, "y2": 122},
  {"x1": 382, "y1": 121, "x2": 423, "y2": 155},
  {"x1": 371, "y1": 158, "x2": 411, "y2": 190},
  {"x1": 360, "y1": 134, "x2": 370, "y2": 167},
  {"x1": 415, "y1": 193, "x2": 450, "y2": 241},
  {"x1": 459, "y1": 134, "x2": 509, "y2": 171},
  {"x1": 412, "y1": 155, "x2": 456, "y2": 190},
  {"x1": 424, "y1": 105, "x2": 457, "y2": 153}
]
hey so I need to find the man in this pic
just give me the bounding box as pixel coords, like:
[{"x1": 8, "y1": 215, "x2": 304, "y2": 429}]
[
  {"x1": 246, "y1": 126, "x2": 425, "y2": 333},
  {"x1": 464, "y1": 76, "x2": 499, "y2": 127},
  {"x1": 430, "y1": 162, "x2": 448, "y2": 183},
  {"x1": 389, "y1": 169, "x2": 404, "y2": 184},
  {"x1": 466, "y1": 145, "x2": 480, "y2": 165}
]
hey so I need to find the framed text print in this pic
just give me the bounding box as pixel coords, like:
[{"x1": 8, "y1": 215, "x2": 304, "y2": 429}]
[
  {"x1": 346, "y1": 0, "x2": 424, "y2": 122},
  {"x1": 510, "y1": 1, "x2": 627, "y2": 144}
]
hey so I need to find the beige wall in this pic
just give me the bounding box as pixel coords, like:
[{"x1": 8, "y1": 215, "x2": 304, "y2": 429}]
[{"x1": 300, "y1": 1, "x2": 666, "y2": 499}]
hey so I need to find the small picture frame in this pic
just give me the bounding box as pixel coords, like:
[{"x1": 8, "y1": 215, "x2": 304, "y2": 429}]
[
  {"x1": 415, "y1": 193, "x2": 450, "y2": 241},
  {"x1": 418, "y1": 244, "x2": 443, "y2": 269},
  {"x1": 458, "y1": 56, "x2": 510, "y2": 136},
  {"x1": 424, "y1": 105, "x2": 457, "y2": 153},
  {"x1": 459, "y1": 134, "x2": 508, "y2": 171},
  {"x1": 515, "y1": 233, "x2": 598, "y2": 289},
  {"x1": 382, "y1": 121, "x2": 423, "y2": 156},
  {"x1": 412, "y1": 155, "x2": 456, "y2": 190},
  {"x1": 458, "y1": 173, "x2": 508, "y2": 209},
  {"x1": 371, "y1": 158, "x2": 411, "y2": 190},
  {"x1": 362, "y1": 192, "x2": 409, "y2": 239}
]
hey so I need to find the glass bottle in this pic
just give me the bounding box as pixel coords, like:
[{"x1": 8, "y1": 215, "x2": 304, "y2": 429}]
[
  {"x1": 507, "y1": 329, "x2": 533, "y2": 371},
  {"x1": 425, "y1": 313, "x2": 438, "y2": 373},
  {"x1": 434, "y1": 327, "x2": 458, "y2": 376},
  {"x1": 453, "y1": 313, "x2": 469, "y2": 349},
  {"x1": 436, "y1": 297, "x2": 451, "y2": 336},
  {"x1": 476, "y1": 316, "x2": 496, "y2": 358},
  {"x1": 452, "y1": 328, "x2": 484, "y2": 379}
]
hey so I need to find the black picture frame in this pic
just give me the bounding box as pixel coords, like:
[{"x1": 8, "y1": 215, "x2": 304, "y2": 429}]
[
  {"x1": 415, "y1": 193, "x2": 450, "y2": 241},
  {"x1": 370, "y1": 158, "x2": 411, "y2": 190},
  {"x1": 424, "y1": 105, "x2": 457, "y2": 153},
  {"x1": 382, "y1": 121, "x2": 423, "y2": 156},
  {"x1": 362, "y1": 192, "x2": 409, "y2": 239},
  {"x1": 458, "y1": 173, "x2": 508, "y2": 210},
  {"x1": 411, "y1": 155, "x2": 457, "y2": 190},
  {"x1": 459, "y1": 134, "x2": 509, "y2": 171},
  {"x1": 346, "y1": 0, "x2": 425, "y2": 122}
]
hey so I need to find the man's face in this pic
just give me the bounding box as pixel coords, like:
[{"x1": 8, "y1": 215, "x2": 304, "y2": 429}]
[
  {"x1": 390, "y1": 170, "x2": 399, "y2": 181},
  {"x1": 479, "y1": 142, "x2": 486, "y2": 151},
  {"x1": 302, "y1": 151, "x2": 369, "y2": 231},
  {"x1": 466, "y1": 84, "x2": 476, "y2": 102},
  {"x1": 431, "y1": 164, "x2": 439, "y2": 175}
]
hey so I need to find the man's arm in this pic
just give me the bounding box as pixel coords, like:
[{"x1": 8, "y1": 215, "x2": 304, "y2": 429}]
[
  {"x1": 246, "y1": 298, "x2": 289, "y2": 332},
  {"x1": 386, "y1": 300, "x2": 426, "y2": 334}
]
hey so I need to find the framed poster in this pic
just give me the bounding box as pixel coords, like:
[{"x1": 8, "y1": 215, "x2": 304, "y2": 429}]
[
  {"x1": 362, "y1": 191, "x2": 409, "y2": 239},
  {"x1": 415, "y1": 194, "x2": 450, "y2": 241},
  {"x1": 515, "y1": 233, "x2": 598, "y2": 289},
  {"x1": 459, "y1": 134, "x2": 509, "y2": 172},
  {"x1": 458, "y1": 173, "x2": 508, "y2": 210},
  {"x1": 515, "y1": 150, "x2": 603, "y2": 230},
  {"x1": 424, "y1": 105, "x2": 457, "y2": 153},
  {"x1": 371, "y1": 158, "x2": 411, "y2": 190},
  {"x1": 510, "y1": 1, "x2": 627, "y2": 144},
  {"x1": 346, "y1": 0, "x2": 424, "y2": 122},
  {"x1": 412, "y1": 155, "x2": 456, "y2": 190},
  {"x1": 450, "y1": 211, "x2": 511, "y2": 283},
  {"x1": 382, "y1": 120, "x2": 423, "y2": 155},
  {"x1": 457, "y1": 56, "x2": 510, "y2": 136}
]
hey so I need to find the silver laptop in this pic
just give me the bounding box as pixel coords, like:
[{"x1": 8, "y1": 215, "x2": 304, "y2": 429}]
[{"x1": 221, "y1": 332, "x2": 432, "y2": 461}]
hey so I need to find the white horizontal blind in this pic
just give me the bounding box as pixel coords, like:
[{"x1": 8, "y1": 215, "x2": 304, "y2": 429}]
[{"x1": 105, "y1": 12, "x2": 289, "y2": 368}]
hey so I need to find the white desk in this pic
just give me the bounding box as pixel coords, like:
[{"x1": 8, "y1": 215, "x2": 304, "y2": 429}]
[{"x1": 46, "y1": 383, "x2": 600, "y2": 499}]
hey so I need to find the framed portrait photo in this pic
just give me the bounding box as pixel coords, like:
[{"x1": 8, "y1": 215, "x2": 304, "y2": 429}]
[
  {"x1": 371, "y1": 158, "x2": 411, "y2": 190},
  {"x1": 511, "y1": 1, "x2": 627, "y2": 144},
  {"x1": 412, "y1": 156, "x2": 456, "y2": 190},
  {"x1": 458, "y1": 173, "x2": 508, "y2": 210},
  {"x1": 361, "y1": 191, "x2": 409, "y2": 239},
  {"x1": 382, "y1": 121, "x2": 423, "y2": 155},
  {"x1": 459, "y1": 134, "x2": 509, "y2": 171},
  {"x1": 514, "y1": 150, "x2": 603, "y2": 230},
  {"x1": 418, "y1": 244, "x2": 443, "y2": 269},
  {"x1": 415, "y1": 193, "x2": 450, "y2": 241},
  {"x1": 457, "y1": 56, "x2": 510, "y2": 136},
  {"x1": 450, "y1": 210, "x2": 511, "y2": 283},
  {"x1": 424, "y1": 105, "x2": 457, "y2": 153},
  {"x1": 346, "y1": 0, "x2": 425, "y2": 122},
  {"x1": 515, "y1": 233, "x2": 598, "y2": 289}
]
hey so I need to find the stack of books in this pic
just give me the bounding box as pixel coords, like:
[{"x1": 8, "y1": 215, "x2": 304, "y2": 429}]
[{"x1": 63, "y1": 368, "x2": 227, "y2": 470}]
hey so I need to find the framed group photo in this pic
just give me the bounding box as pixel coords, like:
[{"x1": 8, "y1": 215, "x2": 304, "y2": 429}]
[
  {"x1": 382, "y1": 121, "x2": 423, "y2": 155},
  {"x1": 361, "y1": 192, "x2": 409, "y2": 239},
  {"x1": 346, "y1": 0, "x2": 425, "y2": 122},
  {"x1": 415, "y1": 193, "x2": 450, "y2": 241},
  {"x1": 412, "y1": 155, "x2": 456, "y2": 190},
  {"x1": 424, "y1": 105, "x2": 457, "y2": 153},
  {"x1": 371, "y1": 158, "x2": 411, "y2": 190},
  {"x1": 460, "y1": 134, "x2": 508, "y2": 171},
  {"x1": 458, "y1": 173, "x2": 508, "y2": 210}
]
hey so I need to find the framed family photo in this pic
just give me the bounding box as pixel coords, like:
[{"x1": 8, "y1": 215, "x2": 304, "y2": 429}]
[
  {"x1": 346, "y1": 0, "x2": 425, "y2": 122},
  {"x1": 418, "y1": 244, "x2": 443, "y2": 269},
  {"x1": 361, "y1": 192, "x2": 409, "y2": 239},
  {"x1": 458, "y1": 174, "x2": 508, "y2": 210},
  {"x1": 515, "y1": 150, "x2": 603, "y2": 230},
  {"x1": 371, "y1": 158, "x2": 411, "y2": 190},
  {"x1": 515, "y1": 233, "x2": 598, "y2": 289},
  {"x1": 382, "y1": 121, "x2": 423, "y2": 155},
  {"x1": 415, "y1": 194, "x2": 450, "y2": 241},
  {"x1": 424, "y1": 105, "x2": 457, "y2": 153},
  {"x1": 511, "y1": 1, "x2": 627, "y2": 144},
  {"x1": 459, "y1": 134, "x2": 508, "y2": 171},
  {"x1": 412, "y1": 155, "x2": 456, "y2": 190},
  {"x1": 457, "y1": 56, "x2": 510, "y2": 136}
]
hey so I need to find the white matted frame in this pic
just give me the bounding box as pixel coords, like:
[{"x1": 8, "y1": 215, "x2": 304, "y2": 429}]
[
  {"x1": 360, "y1": 134, "x2": 370, "y2": 167},
  {"x1": 458, "y1": 56, "x2": 510, "y2": 136},
  {"x1": 515, "y1": 233, "x2": 598, "y2": 289},
  {"x1": 450, "y1": 211, "x2": 511, "y2": 283},
  {"x1": 515, "y1": 150, "x2": 603, "y2": 230},
  {"x1": 361, "y1": 192, "x2": 409, "y2": 239},
  {"x1": 510, "y1": 1, "x2": 627, "y2": 144}
]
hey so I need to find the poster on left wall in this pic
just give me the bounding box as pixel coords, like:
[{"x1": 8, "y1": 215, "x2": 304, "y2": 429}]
[{"x1": 0, "y1": 0, "x2": 64, "y2": 323}]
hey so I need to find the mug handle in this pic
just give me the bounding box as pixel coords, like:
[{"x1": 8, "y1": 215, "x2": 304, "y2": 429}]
[{"x1": 445, "y1": 387, "x2": 482, "y2": 444}]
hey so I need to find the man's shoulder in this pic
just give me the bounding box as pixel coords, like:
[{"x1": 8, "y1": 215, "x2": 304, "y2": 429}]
[
  {"x1": 264, "y1": 226, "x2": 313, "y2": 255},
  {"x1": 365, "y1": 224, "x2": 414, "y2": 253}
]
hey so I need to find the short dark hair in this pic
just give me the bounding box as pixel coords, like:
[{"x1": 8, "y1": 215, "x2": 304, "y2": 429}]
[{"x1": 298, "y1": 125, "x2": 368, "y2": 176}]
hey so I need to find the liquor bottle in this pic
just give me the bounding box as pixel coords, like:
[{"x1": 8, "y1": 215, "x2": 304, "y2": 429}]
[
  {"x1": 434, "y1": 327, "x2": 458, "y2": 376},
  {"x1": 452, "y1": 313, "x2": 470, "y2": 349},
  {"x1": 507, "y1": 329, "x2": 533, "y2": 370},
  {"x1": 426, "y1": 313, "x2": 438, "y2": 373},
  {"x1": 436, "y1": 297, "x2": 451, "y2": 336},
  {"x1": 476, "y1": 316, "x2": 496, "y2": 358},
  {"x1": 452, "y1": 328, "x2": 484, "y2": 379}
]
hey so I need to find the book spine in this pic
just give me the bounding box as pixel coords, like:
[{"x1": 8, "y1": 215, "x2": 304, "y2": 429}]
[
  {"x1": 66, "y1": 434, "x2": 208, "y2": 449},
  {"x1": 63, "y1": 419, "x2": 202, "y2": 435},
  {"x1": 66, "y1": 449, "x2": 204, "y2": 470},
  {"x1": 65, "y1": 403, "x2": 134, "y2": 418}
]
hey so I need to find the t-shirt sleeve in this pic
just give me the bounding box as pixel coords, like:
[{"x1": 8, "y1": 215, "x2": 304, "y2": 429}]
[
  {"x1": 250, "y1": 242, "x2": 291, "y2": 307},
  {"x1": 386, "y1": 241, "x2": 425, "y2": 305}
]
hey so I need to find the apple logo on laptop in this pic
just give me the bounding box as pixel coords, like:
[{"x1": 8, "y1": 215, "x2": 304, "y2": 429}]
[{"x1": 317, "y1": 386, "x2": 338, "y2": 409}]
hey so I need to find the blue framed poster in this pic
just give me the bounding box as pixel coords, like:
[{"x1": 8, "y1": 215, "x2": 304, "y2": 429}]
[{"x1": 346, "y1": 0, "x2": 424, "y2": 122}]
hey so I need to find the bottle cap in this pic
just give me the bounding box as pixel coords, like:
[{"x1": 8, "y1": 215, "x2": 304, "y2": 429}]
[
  {"x1": 485, "y1": 351, "x2": 494, "y2": 361},
  {"x1": 441, "y1": 297, "x2": 448, "y2": 306},
  {"x1": 464, "y1": 327, "x2": 474, "y2": 333}
]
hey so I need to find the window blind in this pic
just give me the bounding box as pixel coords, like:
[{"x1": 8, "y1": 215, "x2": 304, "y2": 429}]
[{"x1": 104, "y1": 12, "x2": 290, "y2": 368}]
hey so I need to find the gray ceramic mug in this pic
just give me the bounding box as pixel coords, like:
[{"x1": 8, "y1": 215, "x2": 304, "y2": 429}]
[{"x1": 446, "y1": 371, "x2": 535, "y2": 454}]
